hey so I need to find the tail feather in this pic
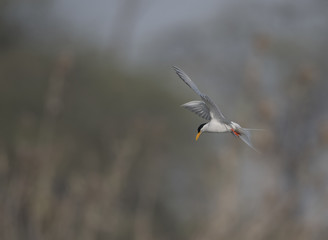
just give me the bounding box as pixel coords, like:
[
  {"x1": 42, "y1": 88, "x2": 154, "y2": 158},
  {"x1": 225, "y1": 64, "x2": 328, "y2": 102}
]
[
  {"x1": 243, "y1": 128, "x2": 265, "y2": 131},
  {"x1": 239, "y1": 128, "x2": 260, "y2": 153}
]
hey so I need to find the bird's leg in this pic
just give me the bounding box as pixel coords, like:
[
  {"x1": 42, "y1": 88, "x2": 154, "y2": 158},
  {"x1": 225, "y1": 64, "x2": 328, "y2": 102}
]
[{"x1": 231, "y1": 129, "x2": 240, "y2": 137}]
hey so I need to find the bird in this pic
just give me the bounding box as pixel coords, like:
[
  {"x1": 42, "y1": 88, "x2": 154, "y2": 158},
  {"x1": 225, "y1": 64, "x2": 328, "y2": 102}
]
[{"x1": 173, "y1": 66, "x2": 261, "y2": 152}]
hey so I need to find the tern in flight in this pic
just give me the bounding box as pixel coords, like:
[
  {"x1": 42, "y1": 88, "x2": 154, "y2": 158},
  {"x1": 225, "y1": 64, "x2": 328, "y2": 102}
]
[{"x1": 173, "y1": 66, "x2": 261, "y2": 152}]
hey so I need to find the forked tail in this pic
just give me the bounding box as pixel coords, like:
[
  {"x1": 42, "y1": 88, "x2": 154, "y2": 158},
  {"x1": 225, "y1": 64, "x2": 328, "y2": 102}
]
[{"x1": 239, "y1": 128, "x2": 260, "y2": 153}]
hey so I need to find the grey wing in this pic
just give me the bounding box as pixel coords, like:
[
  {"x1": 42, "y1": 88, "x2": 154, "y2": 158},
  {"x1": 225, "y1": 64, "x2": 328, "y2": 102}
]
[
  {"x1": 173, "y1": 66, "x2": 203, "y2": 96},
  {"x1": 181, "y1": 101, "x2": 211, "y2": 120},
  {"x1": 202, "y1": 95, "x2": 228, "y2": 123},
  {"x1": 173, "y1": 66, "x2": 228, "y2": 123}
]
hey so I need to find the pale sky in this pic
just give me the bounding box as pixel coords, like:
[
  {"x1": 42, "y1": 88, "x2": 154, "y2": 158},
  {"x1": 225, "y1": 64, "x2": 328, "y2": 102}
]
[{"x1": 52, "y1": 0, "x2": 224, "y2": 46}]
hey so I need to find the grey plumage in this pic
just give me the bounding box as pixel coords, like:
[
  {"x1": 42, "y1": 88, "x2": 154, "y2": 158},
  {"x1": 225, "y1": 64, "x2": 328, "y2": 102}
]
[
  {"x1": 173, "y1": 66, "x2": 229, "y2": 124},
  {"x1": 181, "y1": 101, "x2": 211, "y2": 120}
]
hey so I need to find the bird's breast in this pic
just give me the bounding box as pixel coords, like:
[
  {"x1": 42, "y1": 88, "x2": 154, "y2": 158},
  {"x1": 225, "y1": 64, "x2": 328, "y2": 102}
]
[{"x1": 206, "y1": 120, "x2": 230, "y2": 133}]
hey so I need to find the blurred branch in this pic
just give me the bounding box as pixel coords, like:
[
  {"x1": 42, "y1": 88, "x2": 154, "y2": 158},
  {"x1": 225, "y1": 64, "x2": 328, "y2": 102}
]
[
  {"x1": 133, "y1": 154, "x2": 163, "y2": 240},
  {"x1": 31, "y1": 50, "x2": 74, "y2": 240}
]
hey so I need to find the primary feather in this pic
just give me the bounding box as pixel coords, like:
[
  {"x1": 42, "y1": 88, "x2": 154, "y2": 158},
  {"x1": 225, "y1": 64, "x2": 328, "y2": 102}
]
[
  {"x1": 181, "y1": 101, "x2": 211, "y2": 120},
  {"x1": 173, "y1": 66, "x2": 229, "y2": 123}
]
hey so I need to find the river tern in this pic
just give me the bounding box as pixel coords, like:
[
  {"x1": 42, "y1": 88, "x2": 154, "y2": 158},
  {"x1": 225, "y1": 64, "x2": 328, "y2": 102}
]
[{"x1": 173, "y1": 66, "x2": 260, "y2": 152}]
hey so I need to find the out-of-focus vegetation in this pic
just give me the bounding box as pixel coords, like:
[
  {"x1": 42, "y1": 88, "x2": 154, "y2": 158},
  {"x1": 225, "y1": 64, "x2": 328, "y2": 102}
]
[
  {"x1": 0, "y1": 44, "x2": 197, "y2": 240},
  {"x1": 1, "y1": 1, "x2": 328, "y2": 240}
]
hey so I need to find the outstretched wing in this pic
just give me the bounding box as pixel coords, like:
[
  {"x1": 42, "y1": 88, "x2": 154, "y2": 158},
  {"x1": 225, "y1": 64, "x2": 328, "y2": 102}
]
[
  {"x1": 173, "y1": 66, "x2": 229, "y2": 123},
  {"x1": 181, "y1": 101, "x2": 211, "y2": 120}
]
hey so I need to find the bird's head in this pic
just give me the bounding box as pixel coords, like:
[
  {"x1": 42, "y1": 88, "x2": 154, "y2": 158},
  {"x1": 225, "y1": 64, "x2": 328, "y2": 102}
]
[{"x1": 196, "y1": 123, "x2": 207, "y2": 141}]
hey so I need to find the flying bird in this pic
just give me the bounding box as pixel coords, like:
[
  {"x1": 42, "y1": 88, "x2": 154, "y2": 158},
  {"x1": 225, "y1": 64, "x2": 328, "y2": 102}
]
[{"x1": 173, "y1": 66, "x2": 261, "y2": 152}]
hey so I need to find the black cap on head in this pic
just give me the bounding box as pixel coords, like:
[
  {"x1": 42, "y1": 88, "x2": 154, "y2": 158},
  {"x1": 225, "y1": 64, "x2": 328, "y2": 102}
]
[{"x1": 197, "y1": 123, "x2": 207, "y2": 133}]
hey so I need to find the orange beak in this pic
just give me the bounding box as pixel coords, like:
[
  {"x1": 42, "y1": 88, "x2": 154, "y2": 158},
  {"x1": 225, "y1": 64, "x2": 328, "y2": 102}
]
[{"x1": 196, "y1": 131, "x2": 202, "y2": 141}]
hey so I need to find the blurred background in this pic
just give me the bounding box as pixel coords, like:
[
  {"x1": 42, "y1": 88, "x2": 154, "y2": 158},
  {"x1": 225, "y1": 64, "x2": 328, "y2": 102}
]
[{"x1": 1, "y1": 0, "x2": 328, "y2": 239}]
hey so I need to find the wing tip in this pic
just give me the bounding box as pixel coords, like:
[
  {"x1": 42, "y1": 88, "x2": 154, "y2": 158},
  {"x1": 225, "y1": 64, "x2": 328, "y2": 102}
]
[
  {"x1": 172, "y1": 66, "x2": 185, "y2": 77},
  {"x1": 172, "y1": 65, "x2": 180, "y2": 72}
]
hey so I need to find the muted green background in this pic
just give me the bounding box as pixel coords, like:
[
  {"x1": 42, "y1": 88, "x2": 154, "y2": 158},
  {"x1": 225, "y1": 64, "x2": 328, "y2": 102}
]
[{"x1": 1, "y1": 0, "x2": 328, "y2": 239}]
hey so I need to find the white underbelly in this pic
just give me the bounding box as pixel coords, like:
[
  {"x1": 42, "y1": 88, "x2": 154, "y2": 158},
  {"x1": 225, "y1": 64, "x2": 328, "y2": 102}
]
[{"x1": 207, "y1": 120, "x2": 230, "y2": 133}]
